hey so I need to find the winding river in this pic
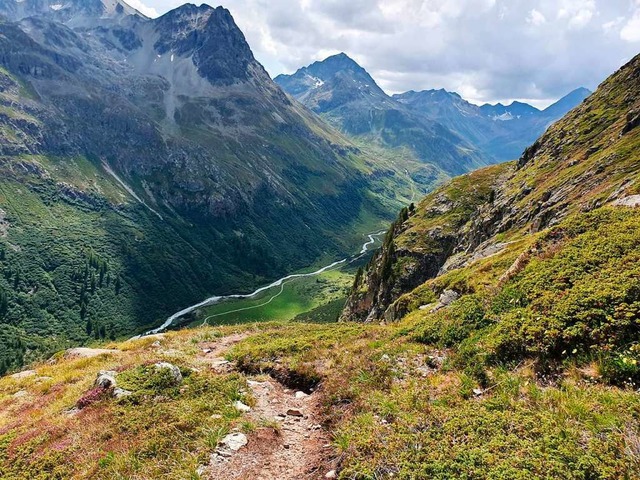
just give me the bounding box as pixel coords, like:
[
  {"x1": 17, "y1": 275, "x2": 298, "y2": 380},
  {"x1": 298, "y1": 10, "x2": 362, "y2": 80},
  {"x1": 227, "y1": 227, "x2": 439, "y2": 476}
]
[{"x1": 137, "y1": 231, "x2": 385, "y2": 337}]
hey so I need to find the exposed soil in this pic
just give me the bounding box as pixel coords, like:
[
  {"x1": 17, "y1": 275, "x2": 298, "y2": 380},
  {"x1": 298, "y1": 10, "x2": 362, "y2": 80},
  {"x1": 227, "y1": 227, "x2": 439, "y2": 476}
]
[{"x1": 198, "y1": 334, "x2": 336, "y2": 480}]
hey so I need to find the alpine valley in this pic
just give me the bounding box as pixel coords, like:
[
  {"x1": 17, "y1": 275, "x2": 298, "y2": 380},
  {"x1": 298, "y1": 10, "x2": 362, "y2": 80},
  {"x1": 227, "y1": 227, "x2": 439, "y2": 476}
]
[
  {"x1": 0, "y1": 1, "x2": 639, "y2": 480},
  {"x1": 0, "y1": 0, "x2": 482, "y2": 369}
]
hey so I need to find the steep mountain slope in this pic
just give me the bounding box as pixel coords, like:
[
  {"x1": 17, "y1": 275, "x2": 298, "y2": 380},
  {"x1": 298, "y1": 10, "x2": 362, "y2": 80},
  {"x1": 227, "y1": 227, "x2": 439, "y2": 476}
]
[
  {"x1": 0, "y1": 1, "x2": 424, "y2": 372},
  {"x1": 394, "y1": 87, "x2": 591, "y2": 161},
  {"x1": 343, "y1": 51, "x2": 640, "y2": 362},
  {"x1": 275, "y1": 53, "x2": 485, "y2": 175}
]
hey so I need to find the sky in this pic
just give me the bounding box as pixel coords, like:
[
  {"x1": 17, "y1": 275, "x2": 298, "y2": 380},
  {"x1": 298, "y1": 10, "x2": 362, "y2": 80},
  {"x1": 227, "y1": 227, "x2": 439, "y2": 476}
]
[{"x1": 130, "y1": 0, "x2": 640, "y2": 107}]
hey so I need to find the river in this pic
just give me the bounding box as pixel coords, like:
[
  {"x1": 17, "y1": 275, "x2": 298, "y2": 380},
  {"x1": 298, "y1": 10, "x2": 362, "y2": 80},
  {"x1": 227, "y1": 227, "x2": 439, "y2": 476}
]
[{"x1": 136, "y1": 231, "x2": 385, "y2": 337}]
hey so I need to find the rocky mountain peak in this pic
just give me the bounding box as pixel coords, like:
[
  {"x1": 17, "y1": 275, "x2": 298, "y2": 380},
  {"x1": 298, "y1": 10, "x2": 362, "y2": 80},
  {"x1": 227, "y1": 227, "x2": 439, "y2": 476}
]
[
  {"x1": 152, "y1": 4, "x2": 263, "y2": 86},
  {"x1": 0, "y1": 0, "x2": 146, "y2": 24}
]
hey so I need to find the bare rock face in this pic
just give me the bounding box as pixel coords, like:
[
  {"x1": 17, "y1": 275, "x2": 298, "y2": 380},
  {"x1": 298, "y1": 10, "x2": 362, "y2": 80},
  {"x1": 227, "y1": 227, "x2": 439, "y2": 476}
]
[
  {"x1": 65, "y1": 348, "x2": 120, "y2": 359},
  {"x1": 612, "y1": 195, "x2": 640, "y2": 207}
]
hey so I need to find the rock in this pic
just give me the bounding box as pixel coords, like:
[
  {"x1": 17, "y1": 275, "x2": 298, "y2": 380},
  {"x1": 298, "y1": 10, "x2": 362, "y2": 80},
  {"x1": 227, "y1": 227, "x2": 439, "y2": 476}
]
[
  {"x1": 113, "y1": 387, "x2": 132, "y2": 398},
  {"x1": 325, "y1": 470, "x2": 337, "y2": 479},
  {"x1": 196, "y1": 465, "x2": 207, "y2": 477},
  {"x1": 381, "y1": 354, "x2": 391, "y2": 362},
  {"x1": 611, "y1": 195, "x2": 640, "y2": 207},
  {"x1": 13, "y1": 390, "x2": 28, "y2": 398},
  {"x1": 473, "y1": 388, "x2": 484, "y2": 396},
  {"x1": 154, "y1": 362, "x2": 183, "y2": 384},
  {"x1": 233, "y1": 400, "x2": 251, "y2": 412},
  {"x1": 95, "y1": 371, "x2": 117, "y2": 389},
  {"x1": 286, "y1": 408, "x2": 304, "y2": 417},
  {"x1": 65, "y1": 347, "x2": 119, "y2": 359},
  {"x1": 219, "y1": 432, "x2": 248, "y2": 451},
  {"x1": 295, "y1": 391, "x2": 309, "y2": 399},
  {"x1": 430, "y1": 289, "x2": 460, "y2": 313},
  {"x1": 151, "y1": 341, "x2": 161, "y2": 348},
  {"x1": 10, "y1": 370, "x2": 37, "y2": 379}
]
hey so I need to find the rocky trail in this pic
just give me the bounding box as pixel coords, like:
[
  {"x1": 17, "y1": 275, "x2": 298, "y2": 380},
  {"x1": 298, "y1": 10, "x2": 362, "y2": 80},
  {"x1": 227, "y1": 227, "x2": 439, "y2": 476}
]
[{"x1": 198, "y1": 334, "x2": 337, "y2": 480}]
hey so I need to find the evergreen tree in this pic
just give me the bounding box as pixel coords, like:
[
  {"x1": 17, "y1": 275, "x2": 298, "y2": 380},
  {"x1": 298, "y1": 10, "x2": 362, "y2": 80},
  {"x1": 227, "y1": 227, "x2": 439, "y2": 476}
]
[{"x1": 0, "y1": 288, "x2": 7, "y2": 317}]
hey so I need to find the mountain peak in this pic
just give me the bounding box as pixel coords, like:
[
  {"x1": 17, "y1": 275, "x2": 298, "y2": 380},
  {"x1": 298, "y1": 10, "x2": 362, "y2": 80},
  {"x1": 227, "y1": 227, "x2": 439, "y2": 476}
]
[
  {"x1": 275, "y1": 51, "x2": 386, "y2": 100},
  {"x1": 306, "y1": 52, "x2": 367, "y2": 76},
  {"x1": 0, "y1": 0, "x2": 147, "y2": 23},
  {"x1": 542, "y1": 87, "x2": 592, "y2": 117}
]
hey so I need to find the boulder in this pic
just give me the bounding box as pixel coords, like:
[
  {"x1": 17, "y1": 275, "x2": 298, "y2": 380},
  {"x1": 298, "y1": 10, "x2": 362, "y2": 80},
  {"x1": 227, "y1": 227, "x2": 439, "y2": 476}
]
[
  {"x1": 113, "y1": 387, "x2": 132, "y2": 398},
  {"x1": 233, "y1": 400, "x2": 251, "y2": 412},
  {"x1": 219, "y1": 432, "x2": 248, "y2": 451},
  {"x1": 10, "y1": 370, "x2": 37, "y2": 380},
  {"x1": 95, "y1": 370, "x2": 117, "y2": 389},
  {"x1": 153, "y1": 362, "x2": 183, "y2": 384},
  {"x1": 430, "y1": 289, "x2": 460, "y2": 313},
  {"x1": 65, "y1": 348, "x2": 119, "y2": 359}
]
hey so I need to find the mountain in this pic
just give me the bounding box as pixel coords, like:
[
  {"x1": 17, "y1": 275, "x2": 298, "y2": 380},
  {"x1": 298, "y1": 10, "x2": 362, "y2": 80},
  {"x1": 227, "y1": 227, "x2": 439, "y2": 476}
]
[
  {"x1": 275, "y1": 53, "x2": 486, "y2": 175},
  {"x1": 0, "y1": 1, "x2": 427, "y2": 371},
  {"x1": 343, "y1": 50, "x2": 640, "y2": 345},
  {"x1": 394, "y1": 87, "x2": 591, "y2": 161},
  {"x1": 540, "y1": 87, "x2": 592, "y2": 119}
]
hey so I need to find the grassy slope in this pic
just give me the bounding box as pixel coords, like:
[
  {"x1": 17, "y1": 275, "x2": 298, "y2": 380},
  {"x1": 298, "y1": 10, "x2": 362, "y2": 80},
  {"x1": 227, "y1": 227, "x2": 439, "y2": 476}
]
[{"x1": 0, "y1": 329, "x2": 251, "y2": 480}]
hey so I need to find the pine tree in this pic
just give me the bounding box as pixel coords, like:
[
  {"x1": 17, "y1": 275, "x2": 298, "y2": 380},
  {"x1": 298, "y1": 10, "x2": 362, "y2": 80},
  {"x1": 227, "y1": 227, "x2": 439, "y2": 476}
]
[{"x1": 0, "y1": 289, "x2": 7, "y2": 317}]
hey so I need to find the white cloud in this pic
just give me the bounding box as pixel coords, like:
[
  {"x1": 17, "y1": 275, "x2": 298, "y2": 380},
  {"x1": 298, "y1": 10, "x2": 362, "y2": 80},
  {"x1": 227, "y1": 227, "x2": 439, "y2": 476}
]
[
  {"x1": 125, "y1": 0, "x2": 159, "y2": 18},
  {"x1": 142, "y1": 0, "x2": 639, "y2": 105},
  {"x1": 557, "y1": 0, "x2": 596, "y2": 29},
  {"x1": 527, "y1": 9, "x2": 546, "y2": 26},
  {"x1": 621, "y1": 9, "x2": 640, "y2": 41}
]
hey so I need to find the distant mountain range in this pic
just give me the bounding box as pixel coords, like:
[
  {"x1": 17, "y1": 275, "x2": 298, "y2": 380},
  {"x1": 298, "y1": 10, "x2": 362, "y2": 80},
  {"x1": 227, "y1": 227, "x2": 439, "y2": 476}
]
[
  {"x1": 275, "y1": 53, "x2": 485, "y2": 175},
  {"x1": 276, "y1": 53, "x2": 591, "y2": 163}
]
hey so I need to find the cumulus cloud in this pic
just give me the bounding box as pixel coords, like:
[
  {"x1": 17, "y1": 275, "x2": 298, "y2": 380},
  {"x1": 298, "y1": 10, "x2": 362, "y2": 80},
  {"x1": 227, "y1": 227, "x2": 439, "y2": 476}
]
[
  {"x1": 125, "y1": 0, "x2": 159, "y2": 18},
  {"x1": 138, "y1": 0, "x2": 639, "y2": 105},
  {"x1": 621, "y1": 6, "x2": 640, "y2": 42}
]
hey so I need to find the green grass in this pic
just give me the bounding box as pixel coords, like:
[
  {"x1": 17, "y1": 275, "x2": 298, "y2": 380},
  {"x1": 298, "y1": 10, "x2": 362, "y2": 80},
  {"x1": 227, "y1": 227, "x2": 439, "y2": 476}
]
[{"x1": 192, "y1": 264, "x2": 355, "y2": 326}]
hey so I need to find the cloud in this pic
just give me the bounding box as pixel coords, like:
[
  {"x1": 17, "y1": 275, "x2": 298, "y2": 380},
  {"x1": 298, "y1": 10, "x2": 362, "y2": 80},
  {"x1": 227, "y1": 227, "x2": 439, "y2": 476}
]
[
  {"x1": 142, "y1": 0, "x2": 639, "y2": 105},
  {"x1": 621, "y1": 9, "x2": 640, "y2": 42},
  {"x1": 125, "y1": 0, "x2": 159, "y2": 18},
  {"x1": 527, "y1": 9, "x2": 546, "y2": 26}
]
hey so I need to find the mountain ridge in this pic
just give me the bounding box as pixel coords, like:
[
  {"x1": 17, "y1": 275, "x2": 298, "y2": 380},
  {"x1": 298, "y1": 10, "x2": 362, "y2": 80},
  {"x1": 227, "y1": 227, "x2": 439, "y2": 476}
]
[{"x1": 275, "y1": 53, "x2": 486, "y2": 176}]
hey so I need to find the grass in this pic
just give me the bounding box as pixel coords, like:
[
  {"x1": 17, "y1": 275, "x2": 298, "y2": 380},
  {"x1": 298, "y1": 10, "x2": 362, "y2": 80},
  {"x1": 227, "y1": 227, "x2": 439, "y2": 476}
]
[
  {"x1": 193, "y1": 267, "x2": 354, "y2": 326},
  {"x1": 225, "y1": 320, "x2": 640, "y2": 479},
  {"x1": 0, "y1": 328, "x2": 252, "y2": 480}
]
